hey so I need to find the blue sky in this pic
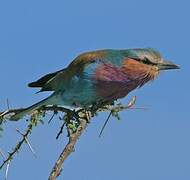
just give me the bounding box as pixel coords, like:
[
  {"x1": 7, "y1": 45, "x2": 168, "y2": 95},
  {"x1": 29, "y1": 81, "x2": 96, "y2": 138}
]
[{"x1": 0, "y1": 0, "x2": 189, "y2": 179}]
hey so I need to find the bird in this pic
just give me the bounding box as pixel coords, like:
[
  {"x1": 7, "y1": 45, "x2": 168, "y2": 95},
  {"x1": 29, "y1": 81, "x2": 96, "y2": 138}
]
[{"x1": 11, "y1": 48, "x2": 179, "y2": 120}]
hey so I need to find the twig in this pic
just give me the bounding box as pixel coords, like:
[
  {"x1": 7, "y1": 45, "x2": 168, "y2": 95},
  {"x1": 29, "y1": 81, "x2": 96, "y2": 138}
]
[
  {"x1": 48, "y1": 97, "x2": 138, "y2": 179},
  {"x1": 48, "y1": 115, "x2": 89, "y2": 180},
  {"x1": 0, "y1": 108, "x2": 25, "y2": 120},
  {"x1": 0, "y1": 106, "x2": 72, "y2": 121},
  {"x1": 0, "y1": 148, "x2": 10, "y2": 180},
  {"x1": 0, "y1": 124, "x2": 33, "y2": 169},
  {"x1": 0, "y1": 96, "x2": 142, "y2": 180},
  {"x1": 16, "y1": 128, "x2": 37, "y2": 158}
]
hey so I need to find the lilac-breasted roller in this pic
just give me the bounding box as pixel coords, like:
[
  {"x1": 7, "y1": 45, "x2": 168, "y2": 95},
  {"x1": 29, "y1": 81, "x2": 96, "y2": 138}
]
[{"x1": 11, "y1": 48, "x2": 179, "y2": 120}]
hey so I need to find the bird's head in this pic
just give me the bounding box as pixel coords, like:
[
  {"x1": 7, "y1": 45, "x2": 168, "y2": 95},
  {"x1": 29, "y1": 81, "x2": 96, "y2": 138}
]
[
  {"x1": 128, "y1": 48, "x2": 180, "y2": 71},
  {"x1": 122, "y1": 48, "x2": 180, "y2": 87}
]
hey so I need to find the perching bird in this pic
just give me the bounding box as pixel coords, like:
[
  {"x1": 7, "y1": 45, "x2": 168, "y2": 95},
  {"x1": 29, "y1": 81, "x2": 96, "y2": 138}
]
[{"x1": 11, "y1": 48, "x2": 179, "y2": 120}]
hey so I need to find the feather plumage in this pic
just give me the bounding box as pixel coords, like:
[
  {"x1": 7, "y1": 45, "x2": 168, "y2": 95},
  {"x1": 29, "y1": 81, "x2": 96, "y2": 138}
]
[{"x1": 11, "y1": 48, "x2": 170, "y2": 120}]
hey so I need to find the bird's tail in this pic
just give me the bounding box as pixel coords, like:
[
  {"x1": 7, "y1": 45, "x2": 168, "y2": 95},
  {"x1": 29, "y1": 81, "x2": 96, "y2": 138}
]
[{"x1": 10, "y1": 94, "x2": 56, "y2": 121}]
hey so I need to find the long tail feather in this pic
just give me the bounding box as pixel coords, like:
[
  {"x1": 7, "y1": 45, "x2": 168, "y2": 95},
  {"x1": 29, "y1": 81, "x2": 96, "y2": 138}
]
[{"x1": 10, "y1": 94, "x2": 56, "y2": 121}]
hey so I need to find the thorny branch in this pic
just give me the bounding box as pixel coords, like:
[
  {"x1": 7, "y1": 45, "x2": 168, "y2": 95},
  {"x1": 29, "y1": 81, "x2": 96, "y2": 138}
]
[
  {"x1": 48, "y1": 97, "x2": 138, "y2": 180},
  {"x1": 48, "y1": 110, "x2": 90, "y2": 180},
  {"x1": 0, "y1": 96, "x2": 142, "y2": 180},
  {"x1": 0, "y1": 123, "x2": 33, "y2": 170},
  {"x1": 16, "y1": 128, "x2": 37, "y2": 157}
]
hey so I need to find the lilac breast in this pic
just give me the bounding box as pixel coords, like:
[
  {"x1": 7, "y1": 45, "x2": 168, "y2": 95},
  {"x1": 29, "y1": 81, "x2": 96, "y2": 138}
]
[{"x1": 94, "y1": 64, "x2": 138, "y2": 101}]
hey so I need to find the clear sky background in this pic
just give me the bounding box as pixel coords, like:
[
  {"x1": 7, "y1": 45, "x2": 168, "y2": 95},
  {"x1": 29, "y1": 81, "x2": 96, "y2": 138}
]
[{"x1": 0, "y1": 0, "x2": 189, "y2": 179}]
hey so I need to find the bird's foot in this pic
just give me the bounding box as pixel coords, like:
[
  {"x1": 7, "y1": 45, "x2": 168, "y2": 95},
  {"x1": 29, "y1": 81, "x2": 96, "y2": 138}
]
[
  {"x1": 75, "y1": 108, "x2": 91, "y2": 123},
  {"x1": 64, "y1": 108, "x2": 90, "y2": 135}
]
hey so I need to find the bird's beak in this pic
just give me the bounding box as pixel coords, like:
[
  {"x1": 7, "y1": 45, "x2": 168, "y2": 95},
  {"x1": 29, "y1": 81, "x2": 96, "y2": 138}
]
[{"x1": 157, "y1": 60, "x2": 180, "y2": 70}]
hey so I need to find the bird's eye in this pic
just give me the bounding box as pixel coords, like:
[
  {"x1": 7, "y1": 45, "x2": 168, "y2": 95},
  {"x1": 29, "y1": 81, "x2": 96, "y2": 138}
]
[
  {"x1": 141, "y1": 57, "x2": 156, "y2": 65},
  {"x1": 128, "y1": 56, "x2": 157, "y2": 65},
  {"x1": 142, "y1": 57, "x2": 150, "y2": 64}
]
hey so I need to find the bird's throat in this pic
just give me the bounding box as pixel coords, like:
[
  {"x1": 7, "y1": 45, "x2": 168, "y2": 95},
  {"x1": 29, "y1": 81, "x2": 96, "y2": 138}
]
[{"x1": 122, "y1": 59, "x2": 159, "y2": 88}]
